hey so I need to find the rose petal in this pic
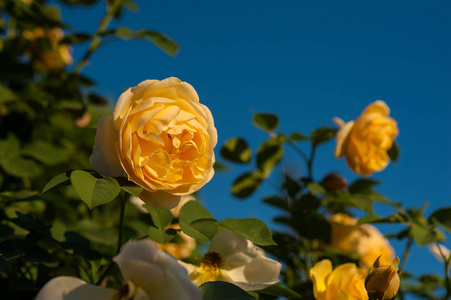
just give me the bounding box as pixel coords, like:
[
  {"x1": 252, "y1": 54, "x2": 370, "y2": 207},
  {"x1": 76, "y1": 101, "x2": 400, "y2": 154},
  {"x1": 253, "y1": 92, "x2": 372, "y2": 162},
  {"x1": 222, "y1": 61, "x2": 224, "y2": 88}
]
[
  {"x1": 208, "y1": 229, "x2": 249, "y2": 258},
  {"x1": 138, "y1": 190, "x2": 181, "y2": 209},
  {"x1": 231, "y1": 256, "x2": 281, "y2": 291},
  {"x1": 114, "y1": 239, "x2": 202, "y2": 300},
  {"x1": 89, "y1": 116, "x2": 124, "y2": 177},
  {"x1": 310, "y1": 259, "x2": 332, "y2": 297},
  {"x1": 334, "y1": 120, "x2": 354, "y2": 158},
  {"x1": 35, "y1": 276, "x2": 116, "y2": 300}
]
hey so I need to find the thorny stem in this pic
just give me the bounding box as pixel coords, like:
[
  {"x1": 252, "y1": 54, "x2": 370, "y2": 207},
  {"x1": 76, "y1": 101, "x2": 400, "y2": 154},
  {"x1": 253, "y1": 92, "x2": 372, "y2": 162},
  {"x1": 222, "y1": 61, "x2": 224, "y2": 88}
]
[
  {"x1": 74, "y1": 0, "x2": 121, "y2": 73},
  {"x1": 307, "y1": 143, "x2": 317, "y2": 181},
  {"x1": 435, "y1": 241, "x2": 450, "y2": 300}
]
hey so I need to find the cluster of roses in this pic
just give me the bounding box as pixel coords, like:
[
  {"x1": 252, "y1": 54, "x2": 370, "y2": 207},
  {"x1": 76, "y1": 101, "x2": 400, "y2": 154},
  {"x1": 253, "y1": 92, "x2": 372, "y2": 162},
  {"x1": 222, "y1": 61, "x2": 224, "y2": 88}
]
[{"x1": 36, "y1": 77, "x2": 401, "y2": 299}]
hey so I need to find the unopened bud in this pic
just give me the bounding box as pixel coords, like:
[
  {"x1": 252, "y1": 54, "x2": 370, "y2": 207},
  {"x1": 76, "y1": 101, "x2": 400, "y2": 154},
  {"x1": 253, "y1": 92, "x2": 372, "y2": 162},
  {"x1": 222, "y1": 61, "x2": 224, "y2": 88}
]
[
  {"x1": 365, "y1": 256, "x2": 400, "y2": 300},
  {"x1": 321, "y1": 173, "x2": 347, "y2": 191}
]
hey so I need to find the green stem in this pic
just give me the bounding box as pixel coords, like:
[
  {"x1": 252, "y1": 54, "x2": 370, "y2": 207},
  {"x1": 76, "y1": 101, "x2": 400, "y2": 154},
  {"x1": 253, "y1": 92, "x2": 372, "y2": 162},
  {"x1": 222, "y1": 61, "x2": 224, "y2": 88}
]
[
  {"x1": 435, "y1": 241, "x2": 450, "y2": 300},
  {"x1": 397, "y1": 238, "x2": 413, "y2": 300},
  {"x1": 286, "y1": 141, "x2": 309, "y2": 167},
  {"x1": 74, "y1": 0, "x2": 121, "y2": 73},
  {"x1": 307, "y1": 143, "x2": 317, "y2": 181},
  {"x1": 116, "y1": 193, "x2": 126, "y2": 254},
  {"x1": 95, "y1": 194, "x2": 126, "y2": 285},
  {"x1": 399, "y1": 238, "x2": 413, "y2": 272}
]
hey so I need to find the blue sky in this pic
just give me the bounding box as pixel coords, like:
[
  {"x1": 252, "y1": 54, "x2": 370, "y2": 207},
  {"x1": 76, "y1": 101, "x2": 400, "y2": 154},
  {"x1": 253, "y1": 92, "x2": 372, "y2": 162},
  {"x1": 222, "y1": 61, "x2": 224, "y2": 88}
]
[{"x1": 59, "y1": 0, "x2": 450, "y2": 291}]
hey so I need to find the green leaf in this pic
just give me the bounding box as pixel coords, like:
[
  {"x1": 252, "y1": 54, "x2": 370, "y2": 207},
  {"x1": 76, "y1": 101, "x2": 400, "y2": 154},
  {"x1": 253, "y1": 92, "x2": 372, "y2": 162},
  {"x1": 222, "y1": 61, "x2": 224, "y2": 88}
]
[
  {"x1": 310, "y1": 126, "x2": 337, "y2": 145},
  {"x1": 61, "y1": 33, "x2": 91, "y2": 44},
  {"x1": 120, "y1": 185, "x2": 143, "y2": 196},
  {"x1": 0, "y1": 134, "x2": 42, "y2": 177},
  {"x1": 180, "y1": 219, "x2": 219, "y2": 241},
  {"x1": 411, "y1": 226, "x2": 438, "y2": 246},
  {"x1": 388, "y1": 141, "x2": 400, "y2": 163},
  {"x1": 290, "y1": 132, "x2": 308, "y2": 142},
  {"x1": 143, "y1": 204, "x2": 172, "y2": 229},
  {"x1": 12, "y1": 211, "x2": 51, "y2": 234},
  {"x1": 148, "y1": 227, "x2": 177, "y2": 245},
  {"x1": 231, "y1": 171, "x2": 263, "y2": 199},
  {"x1": 347, "y1": 195, "x2": 374, "y2": 212},
  {"x1": 306, "y1": 182, "x2": 326, "y2": 195},
  {"x1": 0, "y1": 133, "x2": 20, "y2": 157},
  {"x1": 358, "y1": 212, "x2": 409, "y2": 224},
  {"x1": 262, "y1": 196, "x2": 290, "y2": 211},
  {"x1": 115, "y1": 27, "x2": 134, "y2": 39},
  {"x1": 292, "y1": 212, "x2": 330, "y2": 241},
  {"x1": 70, "y1": 170, "x2": 120, "y2": 209},
  {"x1": 213, "y1": 162, "x2": 228, "y2": 171},
  {"x1": 22, "y1": 141, "x2": 67, "y2": 166},
  {"x1": 135, "y1": 30, "x2": 179, "y2": 56},
  {"x1": 253, "y1": 113, "x2": 279, "y2": 131},
  {"x1": 0, "y1": 86, "x2": 16, "y2": 103},
  {"x1": 282, "y1": 172, "x2": 302, "y2": 198},
  {"x1": 200, "y1": 281, "x2": 256, "y2": 300},
  {"x1": 349, "y1": 179, "x2": 380, "y2": 194},
  {"x1": 258, "y1": 284, "x2": 302, "y2": 299},
  {"x1": 218, "y1": 218, "x2": 276, "y2": 246},
  {"x1": 179, "y1": 201, "x2": 218, "y2": 241},
  {"x1": 257, "y1": 139, "x2": 283, "y2": 177},
  {"x1": 1, "y1": 156, "x2": 41, "y2": 178},
  {"x1": 221, "y1": 137, "x2": 251, "y2": 164},
  {"x1": 115, "y1": 177, "x2": 143, "y2": 196},
  {"x1": 42, "y1": 171, "x2": 72, "y2": 193},
  {"x1": 429, "y1": 207, "x2": 451, "y2": 232},
  {"x1": 179, "y1": 201, "x2": 215, "y2": 223}
]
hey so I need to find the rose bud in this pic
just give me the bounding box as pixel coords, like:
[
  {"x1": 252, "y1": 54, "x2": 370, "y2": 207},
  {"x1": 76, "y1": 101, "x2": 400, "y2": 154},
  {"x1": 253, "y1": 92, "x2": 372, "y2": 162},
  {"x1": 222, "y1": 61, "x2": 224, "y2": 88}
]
[
  {"x1": 365, "y1": 256, "x2": 400, "y2": 300},
  {"x1": 321, "y1": 172, "x2": 347, "y2": 191}
]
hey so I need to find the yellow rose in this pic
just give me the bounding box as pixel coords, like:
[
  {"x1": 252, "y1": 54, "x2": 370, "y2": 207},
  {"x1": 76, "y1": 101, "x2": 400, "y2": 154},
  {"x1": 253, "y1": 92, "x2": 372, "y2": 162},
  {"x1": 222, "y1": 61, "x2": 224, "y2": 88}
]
[
  {"x1": 310, "y1": 259, "x2": 367, "y2": 300},
  {"x1": 24, "y1": 28, "x2": 73, "y2": 72},
  {"x1": 90, "y1": 78, "x2": 217, "y2": 209},
  {"x1": 334, "y1": 101, "x2": 398, "y2": 176},
  {"x1": 328, "y1": 214, "x2": 395, "y2": 269},
  {"x1": 365, "y1": 256, "x2": 400, "y2": 300}
]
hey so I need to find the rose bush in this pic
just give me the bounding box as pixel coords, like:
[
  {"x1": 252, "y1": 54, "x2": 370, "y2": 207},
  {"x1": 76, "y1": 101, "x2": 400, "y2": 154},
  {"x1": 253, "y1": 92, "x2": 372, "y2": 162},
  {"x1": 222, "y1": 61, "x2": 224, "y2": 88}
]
[
  {"x1": 334, "y1": 101, "x2": 398, "y2": 176},
  {"x1": 310, "y1": 259, "x2": 367, "y2": 300},
  {"x1": 24, "y1": 28, "x2": 73, "y2": 72},
  {"x1": 90, "y1": 77, "x2": 217, "y2": 209}
]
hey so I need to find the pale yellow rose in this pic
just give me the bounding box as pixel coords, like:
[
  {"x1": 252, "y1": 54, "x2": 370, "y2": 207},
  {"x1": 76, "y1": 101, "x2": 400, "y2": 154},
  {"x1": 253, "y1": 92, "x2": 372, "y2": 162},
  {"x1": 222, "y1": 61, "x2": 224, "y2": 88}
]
[
  {"x1": 24, "y1": 28, "x2": 73, "y2": 72},
  {"x1": 334, "y1": 101, "x2": 398, "y2": 176},
  {"x1": 179, "y1": 229, "x2": 281, "y2": 291},
  {"x1": 310, "y1": 259, "x2": 367, "y2": 300},
  {"x1": 328, "y1": 213, "x2": 395, "y2": 269},
  {"x1": 90, "y1": 78, "x2": 217, "y2": 209},
  {"x1": 365, "y1": 256, "x2": 400, "y2": 300}
]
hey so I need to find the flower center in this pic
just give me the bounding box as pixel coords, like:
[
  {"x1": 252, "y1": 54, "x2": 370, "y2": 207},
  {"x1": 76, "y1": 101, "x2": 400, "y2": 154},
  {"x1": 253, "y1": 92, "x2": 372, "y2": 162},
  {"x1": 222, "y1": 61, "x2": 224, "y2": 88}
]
[
  {"x1": 113, "y1": 281, "x2": 136, "y2": 300},
  {"x1": 200, "y1": 252, "x2": 223, "y2": 270}
]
